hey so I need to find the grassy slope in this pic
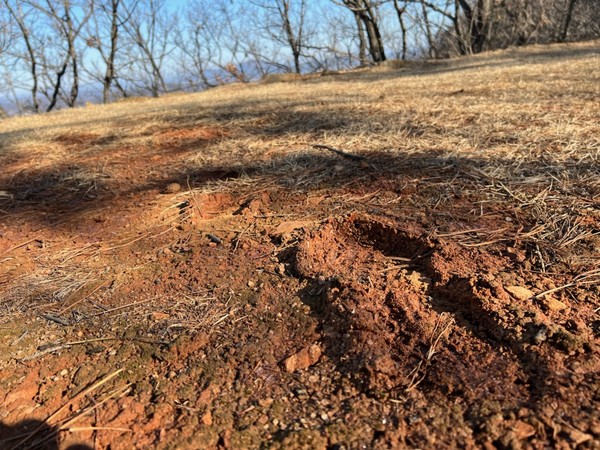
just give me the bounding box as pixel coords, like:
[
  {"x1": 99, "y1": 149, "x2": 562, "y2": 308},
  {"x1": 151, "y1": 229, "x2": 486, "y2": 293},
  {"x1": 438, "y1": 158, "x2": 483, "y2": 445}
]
[{"x1": 0, "y1": 40, "x2": 599, "y2": 449}]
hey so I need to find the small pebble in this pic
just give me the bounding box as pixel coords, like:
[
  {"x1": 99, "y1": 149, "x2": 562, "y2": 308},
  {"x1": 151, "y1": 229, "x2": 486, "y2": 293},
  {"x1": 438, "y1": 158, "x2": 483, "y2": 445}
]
[
  {"x1": 163, "y1": 182, "x2": 181, "y2": 194},
  {"x1": 258, "y1": 398, "x2": 273, "y2": 407},
  {"x1": 201, "y1": 410, "x2": 213, "y2": 426}
]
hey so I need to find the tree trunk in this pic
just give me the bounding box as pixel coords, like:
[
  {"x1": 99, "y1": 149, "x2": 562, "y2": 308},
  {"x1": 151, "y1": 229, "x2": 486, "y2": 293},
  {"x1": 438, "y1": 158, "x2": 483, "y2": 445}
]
[
  {"x1": 135, "y1": 35, "x2": 167, "y2": 96},
  {"x1": 343, "y1": 0, "x2": 385, "y2": 63},
  {"x1": 559, "y1": 0, "x2": 578, "y2": 41},
  {"x1": 46, "y1": 56, "x2": 70, "y2": 112},
  {"x1": 421, "y1": 1, "x2": 435, "y2": 57},
  {"x1": 353, "y1": 10, "x2": 368, "y2": 64},
  {"x1": 363, "y1": 17, "x2": 385, "y2": 62},
  {"x1": 458, "y1": 0, "x2": 491, "y2": 53},
  {"x1": 64, "y1": 2, "x2": 78, "y2": 107},
  {"x1": 392, "y1": 0, "x2": 407, "y2": 60},
  {"x1": 104, "y1": 0, "x2": 120, "y2": 103},
  {"x1": 453, "y1": 0, "x2": 467, "y2": 55},
  {"x1": 361, "y1": 1, "x2": 386, "y2": 62},
  {"x1": 279, "y1": 0, "x2": 302, "y2": 73}
]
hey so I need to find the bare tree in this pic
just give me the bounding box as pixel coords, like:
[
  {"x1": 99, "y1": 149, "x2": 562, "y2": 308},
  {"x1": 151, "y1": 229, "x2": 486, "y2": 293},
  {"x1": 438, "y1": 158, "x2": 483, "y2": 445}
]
[
  {"x1": 2, "y1": 0, "x2": 40, "y2": 112},
  {"x1": 429, "y1": 0, "x2": 597, "y2": 56},
  {"x1": 420, "y1": 1, "x2": 436, "y2": 56},
  {"x1": 311, "y1": 4, "x2": 364, "y2": 69},
  {"x1": 2, "y1": 0, "x2": 600, "y2": 116},
  {"x1": 389, "y1": 1, "x2": 454, "y2": 58},
  {"x1": 335, "y1": 0, "x2": 387, "y2": 63},
  {"x1": 121, "y1": 0, "x2": 174, "y2": 97},
  {"x1": 458, "y1": 0, "x2": 493, "y2": 53},
  {"x1": 86, "y1": 0, "x2": 138, "y2": 103},
  {"x1": 390, "y1": 0, "x2": 408, "y2": 59},
  {"x1": 352, "y1": 7, "x2": 368, "y2": 63},
  {"x1": 185, "y1": 0, "x2": 281, "y2": 84},
  {"x1": 0, "y1": 2, "x2": 14, "y2": 52},
  {"x1": 566, "y1": 0, "x2": 600, "y2": 41},
  {"x1": 29, "y1": 0, "x2": 93, "y2": 112},
  {"x1": 26, "y1": 0, "x2": 93, "y2": 111},
  {"x1": 175, "y1": 0, "x2": 269, "y2": 87},
  {"x1": 0, "y1": 56, "x2": 26, "y2": 114},
  {"x1": 251, "y1": 0, "x2": 311, "y2": 74},
  {"x1": 205, "y1": 0, "x2": 252, "y2": 83},
  {"x1": 173, "y1": 1, "x2": 215, "y2": 90}
]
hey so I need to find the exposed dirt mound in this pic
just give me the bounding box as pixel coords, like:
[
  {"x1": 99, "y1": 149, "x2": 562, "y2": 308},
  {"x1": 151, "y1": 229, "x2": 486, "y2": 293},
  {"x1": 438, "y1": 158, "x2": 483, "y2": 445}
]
[
  {"x1": 294, "y1": 216, "x2": 436, "y2": 391},
  {"x1": 293, "y1": 215, "x2": 523, "y2": 395},
  {"x1": 293, "y1": 214, "x2": 598, "y2": 447}
]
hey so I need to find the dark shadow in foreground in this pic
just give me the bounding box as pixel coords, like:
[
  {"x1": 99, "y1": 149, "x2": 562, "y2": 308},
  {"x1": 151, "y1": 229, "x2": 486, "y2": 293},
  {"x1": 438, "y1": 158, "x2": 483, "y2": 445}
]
[{"x1": 0, "y1": 419, "x2": 92, "y2": 450}]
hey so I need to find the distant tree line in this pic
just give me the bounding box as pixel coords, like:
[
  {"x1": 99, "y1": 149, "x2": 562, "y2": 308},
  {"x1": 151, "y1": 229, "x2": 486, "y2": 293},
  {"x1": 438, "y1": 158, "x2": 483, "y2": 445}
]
[{"x1": 0, "y1": 0, "x2": 597, "y2": 113}]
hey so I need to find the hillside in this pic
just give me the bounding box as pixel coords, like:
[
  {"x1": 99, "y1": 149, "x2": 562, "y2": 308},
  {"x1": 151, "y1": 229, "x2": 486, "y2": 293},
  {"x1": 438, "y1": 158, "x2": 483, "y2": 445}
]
[{"x1": 0, "y1": 41, "x2": 599, "y2": 449}]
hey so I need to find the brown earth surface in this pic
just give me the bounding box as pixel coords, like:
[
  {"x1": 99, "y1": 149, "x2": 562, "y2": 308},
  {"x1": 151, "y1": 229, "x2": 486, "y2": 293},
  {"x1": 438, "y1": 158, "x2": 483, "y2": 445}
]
[{"x1": 0, "y1": 42, "x2": 599, "y2": 449}]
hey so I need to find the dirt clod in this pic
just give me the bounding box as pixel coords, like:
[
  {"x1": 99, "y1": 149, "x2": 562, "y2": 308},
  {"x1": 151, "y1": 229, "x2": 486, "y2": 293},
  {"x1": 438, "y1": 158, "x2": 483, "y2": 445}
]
[
  {"x1": 540, "y1": 296, "x2": 568, "y2": 312},
  {"x1": 283, "y1": 344, "x2": 322, "y2": 373},
  {"x1": 201, "y1": 410, "x2": 213, "y2": 426},
  {"x1": 505, "y1": 285, "x2": 534, "y2": 301}
]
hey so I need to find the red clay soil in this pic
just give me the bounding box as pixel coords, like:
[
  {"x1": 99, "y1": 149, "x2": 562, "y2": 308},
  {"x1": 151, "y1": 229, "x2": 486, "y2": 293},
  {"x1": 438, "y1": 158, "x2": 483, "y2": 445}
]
[{"x1": 0, "y1": 124, "x2": 598, "y2": 450}]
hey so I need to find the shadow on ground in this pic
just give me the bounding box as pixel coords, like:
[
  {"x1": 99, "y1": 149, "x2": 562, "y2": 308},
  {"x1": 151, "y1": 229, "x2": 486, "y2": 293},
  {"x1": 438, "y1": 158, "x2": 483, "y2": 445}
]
[
  {"x1": 1, "y1": 143, "x2": 596, "y2": 232},
  {"x1": 0, "y1": 419, "x2": 92, "y2": 450}
]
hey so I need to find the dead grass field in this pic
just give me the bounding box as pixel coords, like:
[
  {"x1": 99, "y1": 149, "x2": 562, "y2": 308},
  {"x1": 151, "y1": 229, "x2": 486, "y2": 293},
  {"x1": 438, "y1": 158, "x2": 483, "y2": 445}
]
[{"x1": 0, "y1": 40, "x2": 599, "y2": 449}]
